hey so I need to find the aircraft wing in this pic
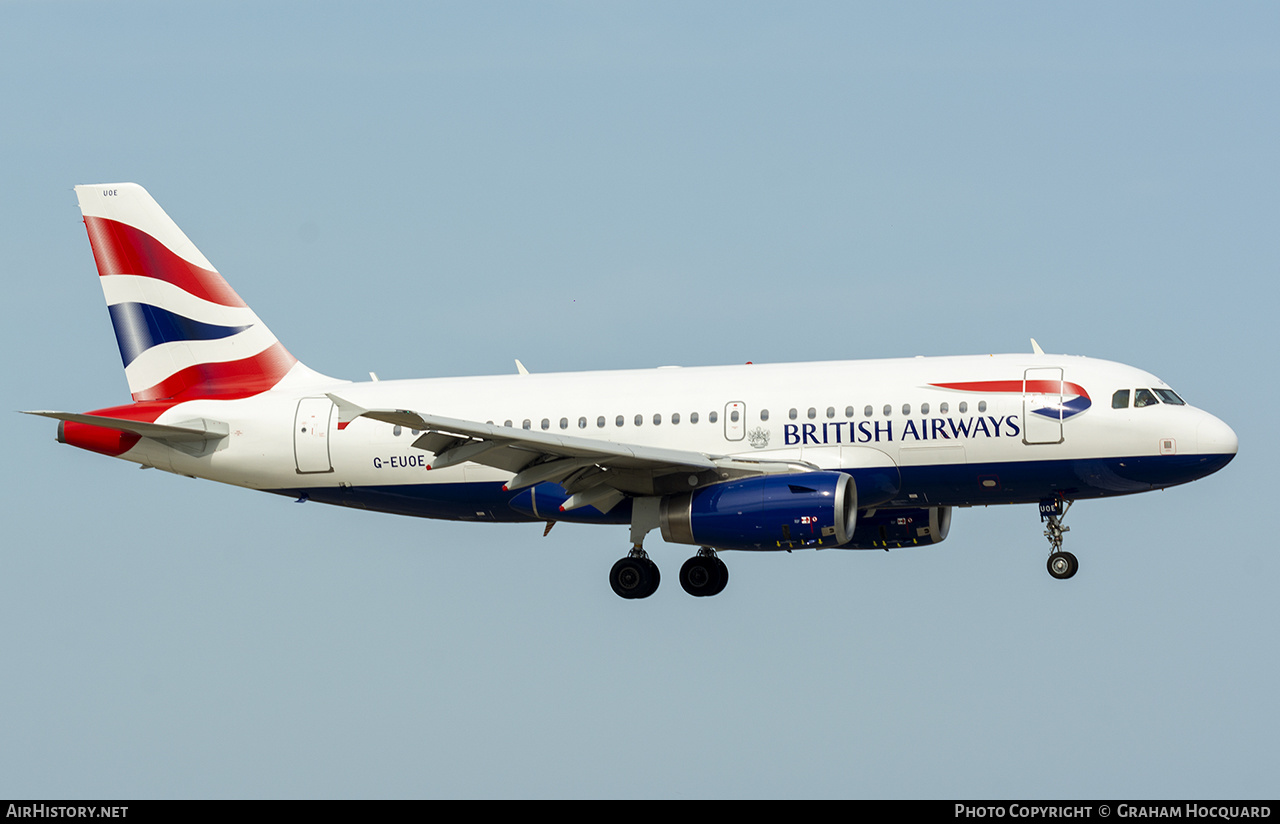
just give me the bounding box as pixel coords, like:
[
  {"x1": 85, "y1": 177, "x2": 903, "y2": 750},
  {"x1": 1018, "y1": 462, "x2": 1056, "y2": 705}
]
[{"x1": 327, "y1": 394, "x2": 815, "y2": 513}]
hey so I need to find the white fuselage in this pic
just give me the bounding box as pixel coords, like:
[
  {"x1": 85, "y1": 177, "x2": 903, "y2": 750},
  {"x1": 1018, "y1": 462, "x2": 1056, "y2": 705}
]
[{"x1": 109, "y1": 352, "x2": 1235, "y2": 527}]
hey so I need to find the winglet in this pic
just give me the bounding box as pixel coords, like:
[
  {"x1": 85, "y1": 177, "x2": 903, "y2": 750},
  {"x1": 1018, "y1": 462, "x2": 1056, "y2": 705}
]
[
  {"x1": 1031, "y1": 338, "x2": 1045, "y2": 355},
  {"x1": 515, "y1": 359, "x2": 530, "y2": 375}
]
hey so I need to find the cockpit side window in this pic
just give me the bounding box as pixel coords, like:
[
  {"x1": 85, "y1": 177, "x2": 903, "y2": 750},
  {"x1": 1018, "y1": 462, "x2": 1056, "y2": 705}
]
[
  {"x1": 1134, "y1": 388, "x2": 1159, "y2": 408},
  {"x1": 1112, "y1": 390, "x2": 1130, "y2": 409},
  {"x1": 1154, "y1": 389, "x2": 1186, "y2": 406}
]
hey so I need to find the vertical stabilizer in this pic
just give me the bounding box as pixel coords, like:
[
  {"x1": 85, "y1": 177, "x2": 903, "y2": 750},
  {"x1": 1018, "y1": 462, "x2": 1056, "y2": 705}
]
[{"x1": 76, "y1": 183, "x2": 317, "y2": 401}]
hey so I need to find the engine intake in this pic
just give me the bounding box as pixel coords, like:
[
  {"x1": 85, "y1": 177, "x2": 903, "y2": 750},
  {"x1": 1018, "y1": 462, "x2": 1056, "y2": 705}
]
[{"x1": 659, "y1": 471, "x2": 857, "y2": 551}]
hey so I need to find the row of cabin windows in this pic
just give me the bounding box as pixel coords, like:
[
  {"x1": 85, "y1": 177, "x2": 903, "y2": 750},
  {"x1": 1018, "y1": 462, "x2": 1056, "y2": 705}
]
[
  {"x1": 512, "y1": 411, "x2": 720, "y2": 430},
  {"x1": 777, "y1": 401, "x2": 984, "y2": 420},
  {"x1": 1112, "y1": 388, "x2": 1186, "y2": 409},
  {"x1": 506, "y1": 401, "x2": 989, "y2": 431},
  {"x1": 384, "y1": 399, "x2": 993, "y2": 437}
]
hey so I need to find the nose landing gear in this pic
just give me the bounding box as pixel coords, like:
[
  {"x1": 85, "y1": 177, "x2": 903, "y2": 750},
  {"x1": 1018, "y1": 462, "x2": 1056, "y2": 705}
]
[{"x1": 1041, "y1": 497, "x2": 1078, "y2": 580}]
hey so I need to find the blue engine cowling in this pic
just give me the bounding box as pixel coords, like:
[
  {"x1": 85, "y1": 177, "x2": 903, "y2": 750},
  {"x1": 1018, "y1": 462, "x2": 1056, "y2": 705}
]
[
  {"x1": 659, "y1": 471, "x2": 857, "y2": 551},
  {"x1": 840, "y1": 507, "x2": 952, "y2": 549}
]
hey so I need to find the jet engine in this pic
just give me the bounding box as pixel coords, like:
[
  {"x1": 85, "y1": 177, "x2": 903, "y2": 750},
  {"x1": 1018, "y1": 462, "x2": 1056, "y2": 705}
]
[
  {"x1": 659, "y1": 471, "x2": 857, "y2": 551},
  {"x1": 840, "y1": 506, "x2": 952, "y2": 549}
]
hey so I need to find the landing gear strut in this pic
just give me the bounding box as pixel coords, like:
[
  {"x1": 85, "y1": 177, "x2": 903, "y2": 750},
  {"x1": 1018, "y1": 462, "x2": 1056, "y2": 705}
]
[
  {"x1": 1040, "y1": 497, "x2": 1078, "y2": 580},
  {"x1": 610, "y1": 546, "x2": 660, "y2": 599},
  {"x1": 679, "y1": 548, "x2": 728, "y2": 597}
]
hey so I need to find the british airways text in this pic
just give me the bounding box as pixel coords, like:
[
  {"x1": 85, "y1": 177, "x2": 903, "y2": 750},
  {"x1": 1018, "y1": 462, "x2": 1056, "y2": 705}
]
[{"x1": 783, "y1": 415, "x2": 1021, "y2": 446}]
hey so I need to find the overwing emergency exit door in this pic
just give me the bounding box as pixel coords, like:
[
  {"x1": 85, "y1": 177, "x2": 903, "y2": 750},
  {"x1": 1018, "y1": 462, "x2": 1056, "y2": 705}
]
[{"x1": 724, "y1": 401, "x2": 745, "y2": 441}]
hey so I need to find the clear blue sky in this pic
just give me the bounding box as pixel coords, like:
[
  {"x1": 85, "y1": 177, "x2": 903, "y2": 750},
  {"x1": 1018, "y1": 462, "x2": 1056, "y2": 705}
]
[{"x1": 2, "y1": 1, "x2": 1276, "y2": 799}]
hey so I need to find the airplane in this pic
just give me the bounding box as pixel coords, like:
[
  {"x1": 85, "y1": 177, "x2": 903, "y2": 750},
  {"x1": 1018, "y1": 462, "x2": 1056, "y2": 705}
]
[{"x1": 24, "y1": 183, "x2": 1239, "y2": 599}]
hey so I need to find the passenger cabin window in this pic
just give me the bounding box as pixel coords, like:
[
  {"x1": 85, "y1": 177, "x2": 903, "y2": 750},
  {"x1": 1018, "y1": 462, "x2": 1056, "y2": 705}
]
[
  {"x1": 1112, "y1": 390, "x2": 1131, "y2": 409},
  {"x1": 560, "y1": 417, "x2": 568, "y2": 430},
  {"x1": 902, "y1": 403, "x2": 911, "y2": 416},
  {"x1": 978, "y1": 401, "x2": 987, "y2": 413},
  {"x1": 653, "y1": 413, "x2": 662, "y2": 425},
  {"x1": 940, "y1": 402, "x2": 949, "y2": 414},
  {"x1": 883, "y1": 404, "x2": 892, "y2": 417},
  {"x1": 616, "y1": 415, "x2": 624, "y2": 427},
  {"x1": 760, "y1": 409, "x2": 769, "y2": 421},
  {"x1": 709, "y1": 411, "x2": 718, "y2": 423},
  {"x1": 672, "y1": 412, "x2": 681, "y2": 424},
  {"x1": 808, "y1": 407, "x2": 816, "y2": 419},
  {"x1": 578, "y1": 417, "x2": 587, "y2": 429},
  {"x1": 522, "y1": 419, "x2": 531, "y2": 430},
  {"x1": 504, "y1": 419, "x2": 513, "y2": 427},
  {"x1": 730, "y1": 410, "x2": 739, "y2": 422},
  {"x1": 541, "y1": 418, "x2": 551, "y2": 430},
  {"x1": 597, "y1": 416, "x2": 606, "y2": 428},
  {"x1": 959, "y1": 402, "x2": 968, "y2": 414},
  {"x1": 635, "y1": 414, "x2": 644, "y2": 426},
  {"x1": 845, "y1": 406, "x2": 854, "y2": 418},
  {"x1": 1134, "y1": 389, "x2": 1159, "y2": 408},
  {"x1": 826, "y1": 406, "x2": 835, "y2": 419},
  {"x1": 864, "y1": 405, "x2": 873, "y2": 418},
  {"x1": 789, "y1": 408, "x2": 797, "y2": 420},
  {"x1": 921, "y1": 403, "x2": 929, "y2": 415},
  {"x1": 690, "y1": 412, "x2": 699, "y2": 424}
]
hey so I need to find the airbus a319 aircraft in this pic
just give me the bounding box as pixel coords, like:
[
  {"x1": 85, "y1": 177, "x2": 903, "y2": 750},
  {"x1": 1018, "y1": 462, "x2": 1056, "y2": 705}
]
[{"x1": 26, "y1": 183, "x2": 1238, "y2": 599}]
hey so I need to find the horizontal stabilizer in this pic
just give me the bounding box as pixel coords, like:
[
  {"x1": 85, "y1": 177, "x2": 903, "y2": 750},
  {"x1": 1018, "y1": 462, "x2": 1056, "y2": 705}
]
[{"x1": 22, "y1": 410, "x2": 229, "y2": 442}]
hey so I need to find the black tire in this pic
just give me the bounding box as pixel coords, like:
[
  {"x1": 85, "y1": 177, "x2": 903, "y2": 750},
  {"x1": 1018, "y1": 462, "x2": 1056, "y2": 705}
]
[
  {"x1": 643, "y1": 557, "x2": 661, "y2": 597},
  {"x1": 709, "y1": 556, "x2": 729, "y2": 596},
  {"x1": 680, "y1": 555, "x2": 729, "y2": 597},
  {"x1": 680, "y1": 557, "x2": 715, "y2": 596},
  {"x1": 1047, "y1": 551, "x2": 1079, "y2": 580},
  {"x1": 610, "y1": 556, "x2": 658, "y2": 599}
]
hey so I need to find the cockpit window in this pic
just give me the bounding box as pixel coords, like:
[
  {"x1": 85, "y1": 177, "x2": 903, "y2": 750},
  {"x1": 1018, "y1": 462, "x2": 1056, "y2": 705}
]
[
  {"x1": 1134, "y1": 389, "x2": 1159, "y2": 408},
  {"x1": 1112, "y1": 389, "x2": 1130, "y2": 409},
  {"x1": 1154, "y1": 389, "x2": 1185, "y2": 406}
]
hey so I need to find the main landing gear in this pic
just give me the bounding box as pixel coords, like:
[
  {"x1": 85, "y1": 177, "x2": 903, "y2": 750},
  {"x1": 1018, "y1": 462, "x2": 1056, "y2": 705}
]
[
  {"x1": 609, "y1": 546, "x2": 729, "y2": 599},
  {"x1": 1040, "y1": 497, "x2": 1078, "y2": 580},
  {"x1": 679, "y1": 548, "x2": 729, "y2": 598},
  {"x1": 609, "y1": 547, "x2": 660, "y2": 599}
]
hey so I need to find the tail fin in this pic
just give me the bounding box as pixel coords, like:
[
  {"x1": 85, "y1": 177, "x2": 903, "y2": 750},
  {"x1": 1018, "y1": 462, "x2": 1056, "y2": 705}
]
[{"x1": 76, "y1": 183, "x2": 314, "y2": 402}]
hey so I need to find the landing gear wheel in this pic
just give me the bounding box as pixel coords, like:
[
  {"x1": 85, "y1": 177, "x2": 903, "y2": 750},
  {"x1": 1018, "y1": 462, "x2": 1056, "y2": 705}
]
[
  {"x1": 1047, "y1": 551, "x2": 1078, "y2": 580},
  {"x1": 610, "y1": 553, "x2": 659, "y2": 599},
  {"x1": 1040, "y1": 498, "x2": 1078, "y2": 580},
  {"x1": 679, "y1": 549, "x2": 728, "y2": 597},
  {"x1": 709, "y1": 556, "x2": 728, "y2": 596}
]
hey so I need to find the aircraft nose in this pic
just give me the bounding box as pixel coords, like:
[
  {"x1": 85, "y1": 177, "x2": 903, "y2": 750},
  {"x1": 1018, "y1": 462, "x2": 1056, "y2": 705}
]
[{"x1": 1198, "y1": 414, "x2": 1239, "y2": 457}]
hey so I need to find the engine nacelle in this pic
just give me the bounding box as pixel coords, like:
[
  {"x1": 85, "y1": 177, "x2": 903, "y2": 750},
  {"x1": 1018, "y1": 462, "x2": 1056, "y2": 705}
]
[
  {"x1": 659, "y1": 471, "x2": 857, "y2": 551},
  {"x1": 840, "y1": 507, "x2": 952, "y2": 549}
]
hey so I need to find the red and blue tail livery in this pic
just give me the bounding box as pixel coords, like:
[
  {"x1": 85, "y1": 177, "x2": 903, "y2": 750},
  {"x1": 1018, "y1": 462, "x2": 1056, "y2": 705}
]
[
  {"x1": 78, "y1": 184, "x2": 309, "y2": 403},
  {"x1": 24, "y1": 183, "x2": 1238, "y2": 599}
]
